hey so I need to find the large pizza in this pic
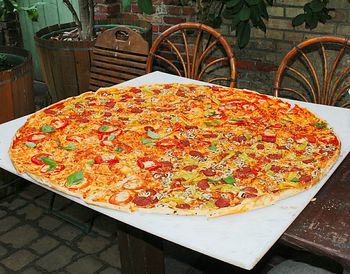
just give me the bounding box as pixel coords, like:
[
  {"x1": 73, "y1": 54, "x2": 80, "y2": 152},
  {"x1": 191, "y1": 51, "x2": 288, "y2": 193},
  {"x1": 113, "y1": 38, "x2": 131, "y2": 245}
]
[{"x1": 9, "y1": 84, "x2": 340, "y2": 217}]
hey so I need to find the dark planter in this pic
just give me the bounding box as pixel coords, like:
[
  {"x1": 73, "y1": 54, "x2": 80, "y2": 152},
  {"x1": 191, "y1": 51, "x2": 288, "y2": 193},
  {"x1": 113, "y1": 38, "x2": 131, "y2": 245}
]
[
  {"x1": 35, "y1": 19, "x2": 152, "y2": 102},
  {"x1": 0, "y1": 47, "x2": 34, "y2": 124}
]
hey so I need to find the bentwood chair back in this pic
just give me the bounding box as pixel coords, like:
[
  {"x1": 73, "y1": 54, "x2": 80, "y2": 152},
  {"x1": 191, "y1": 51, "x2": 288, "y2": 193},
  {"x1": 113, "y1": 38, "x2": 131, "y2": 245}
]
[
  {"x1": 89, "y1": 27, "x2": 149, "y2": 91},
  {"x1": 146, "y1": 22, "x2": 237, "y2": 87},
  {"x1": 274, "y1": 36, "x2": 350, "y2": 108}
]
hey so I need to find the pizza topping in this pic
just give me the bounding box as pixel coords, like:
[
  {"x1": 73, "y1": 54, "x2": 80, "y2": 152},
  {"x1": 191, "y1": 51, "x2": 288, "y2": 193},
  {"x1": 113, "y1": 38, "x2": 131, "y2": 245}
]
[
  {"x1": 25, "y1": 142, "x2": 36, "y2": 148},
  {"x1": 137, "y1": 157, "x2": 161, "y2": 171},
  {"x1": 256, "y1": 144, "x2": 264, "y2": 150},
  {"x1": 300, "y1": 175, "x2": 312, "y2": 183},
  {"x1": 183, "y1": 165, "x2": 198, "y2": 172},
  {"x1": 268, "y1": 154, "x2": 282, "y2": 160},
  {"x1": 31, "y1": 153, "x2": 51, "y2": 165},
  {"x1": 197, "y1": 179, "x2": 210, "y2": 190},
  {"x1": 133, "y1": 196, "x2": 153, "y2": 206},
  {"x1": 27, "y1": 133, "x2": 46, "y2": 142},
  {"x1": 41, "y1": 124, "x2": 55, "y2": 133},
  {"x1": 109, "y1": 191, "x2": 132, "y2": 205},
  {"x1": 123, "y1": 177, "x2": 144, "y2": 190},
  {"x1": 189, "y1": 151, "x2": 204, "y2": 158},
  {"x1": 66, "y1": 170, "x2": 85, "y2": 187},
  {"x1": 51, "y1": 119, "x2": 68, "y2": 130},
  {"x1": 313, "y1": 122, "x2": 327, "y2": 129},
  {"x1": 131, "y1": 107, "x2": 143, "y2": 113},
  {"x1": 147, "y1": 130, "x2": 161, "y2": 139},
  {"x1": 215, "y1": 197, "x2": 230, "y2": 208},
  {"x1": 156, "y1": 139, "x2": 178, "y2": 148},
  {"x1": 176, "y1": 203, "x2": 191, "y2": 209},
  {"x1": 202, "y1": 168, "x2": 216, "y2": 176}
]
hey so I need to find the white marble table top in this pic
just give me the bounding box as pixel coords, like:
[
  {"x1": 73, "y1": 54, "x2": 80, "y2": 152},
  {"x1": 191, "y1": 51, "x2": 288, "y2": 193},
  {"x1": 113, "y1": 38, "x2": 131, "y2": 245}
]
[{"x1": 1, "y1": 71, "x2": 350, "y2": 270}]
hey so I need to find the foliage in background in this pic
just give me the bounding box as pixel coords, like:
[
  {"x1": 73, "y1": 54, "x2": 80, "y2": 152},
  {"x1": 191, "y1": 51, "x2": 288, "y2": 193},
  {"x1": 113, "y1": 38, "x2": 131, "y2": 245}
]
[
  {"x1": 0, "y1": 53, "x2": 13, "y2": 71},
  {"x1": 0, "y1": 0, "x2": 43, "y2": 21},
  {"x1": 182, "y1": 0, "x2": 333, "y2": 48}
]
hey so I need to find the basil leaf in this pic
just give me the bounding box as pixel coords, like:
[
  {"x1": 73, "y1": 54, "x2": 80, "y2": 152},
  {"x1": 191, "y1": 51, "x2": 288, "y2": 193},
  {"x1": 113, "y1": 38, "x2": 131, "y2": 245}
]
[
  {"x1": 223, "y1": 176, "x2": 235, "y2": 185},
  {"x1": 41, "y1": 124, "x2": 55, "y2": 133},
  {"x1": 87, "y1": 160, "x2": 94, "y2": 165},
  {"x1": 209, "y1": 144, "x2": 217, "y2": 152},
  {"x1": 204, "y1": 111, "x2": 216, "y2": 117},
  {"x1": 25, "y1": 142, "x2": 36, "y2": 148},
  {"x1": 291, "y1": 177, "x2": 300, "y2": 182},
  {"x1": 66, "y1": 170, "x2": 84, "y2": 186},
  {"x1": 313, "y1": 122, "x2": 327, "y2": 129},
  {"x1": 99, "y1": 125, "x2": 109, "y2": 132},
  {"x1": 147, "y1": 130, "x2": 161, "y2": 139},
  {"x1": 62, "y1": 143, "x2": 76, "y2": 151},
  {"x1": 115, "y1": 147, "x2": 124, "y2": 152},
  {"x1": 108, "y1": 133, "x2": 116, "y2": 141},
  {"x1": 230, "y1": 118, "x2": 244, "y2": 122},
  {"x1": 141, "y1": 138, "x2": 155, "y2": 146},
  {"x1": 38, "y1": 156, "x2": 57, "y2": 167},
  {"x1": 204, "y1": 121, "x2": 212, "y2": 126},
  {"x1": 213, "y1": 120, "x2": 221, "y2": 125}
]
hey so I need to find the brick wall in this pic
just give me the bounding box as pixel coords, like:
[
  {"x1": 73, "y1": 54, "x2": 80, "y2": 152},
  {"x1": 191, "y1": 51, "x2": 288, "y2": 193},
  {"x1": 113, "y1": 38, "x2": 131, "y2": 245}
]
[{"x1": 95, "y1": 0, "x2": 350, "y2": 93}]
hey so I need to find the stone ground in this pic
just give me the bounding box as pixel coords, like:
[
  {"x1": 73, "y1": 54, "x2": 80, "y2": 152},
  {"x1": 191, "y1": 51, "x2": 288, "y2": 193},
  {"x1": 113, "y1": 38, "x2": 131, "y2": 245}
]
[{"x1": 0, "y1": 180, "x2": 347, "y2": 274}]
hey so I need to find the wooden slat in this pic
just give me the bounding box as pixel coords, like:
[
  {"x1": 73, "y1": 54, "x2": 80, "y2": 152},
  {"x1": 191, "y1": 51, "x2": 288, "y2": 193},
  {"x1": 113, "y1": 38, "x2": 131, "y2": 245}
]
[
  {"x1": 90, "y1": 73, "x2": 124, "y2": 85},
  {"x1": 0, "y1": 81, "x2": 14, "y2": 123},
  {"x1": 93, "y1": 53, "x2": 147, "y2": 70},
  {"x1": 59, "y1": 49, "x2": 79, "y2": 99},
  {"x1": 91, "y1": 60, "x2": 145, "y2": 76},
  {"x1": 90, "y1": 67, "x2": 138, "y2": 81},
  {"x1": 74, "y1": 49, "x2": 92, "y2": 94},
  {"x1": 93, "y1": 47, "x2": 148, "y2": 63},
  {"x1": 89, "y1": 78, "x2": 123, "y2": 89}
]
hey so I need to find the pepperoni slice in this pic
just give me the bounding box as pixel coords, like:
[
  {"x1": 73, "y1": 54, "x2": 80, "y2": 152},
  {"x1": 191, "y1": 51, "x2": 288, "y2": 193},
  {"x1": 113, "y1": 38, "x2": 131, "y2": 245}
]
[
  {"x1": 300, "y1": 175, "x2": 312, "y2": 183},
  {"x1": 243, "y1": 187, "x2": 258, "y2": 193},
  {"x1": 215, "y1": 198, "x2": 230, "y2": 208},
  {"x1": 130, "y1": 87, "x2": 141, "y2": 93},
  {"x1": 133, "y1": 196, "x2": 152, "y2": 207},
  {"x1": 176, "y1": 90, "x2": 186, "y2": 97},
  {"x1": 176, "y1": 203, "x2": 191, "y2": 209},
  {"x1": 202, "y1": 168, "x2": 216, "y2": 176},
  {"x1": 302, "y1": 159, "x2": 313, "y2": 164},
  {"x1": 178, "y1": 139, "x2": 190, "y2": 148},
  {"x1": 268, "y1": 154, "x2": 282, "y2": 160},
  {"x1": 185, "y1": 125, "x2": 198, "y2": 130},
  {"x1": 183, "y1": 165, "x2": 198, "y2": 171},
  {"x1": 233, "y1": 135, "x2": 247, "y2": 143},
  {"x1": 104, "y1": 112, "x2": 112, "y2": 117},
  {"x1": 256, "y1": 144, "x2": 265, "y2": 150},
  {"x1": 152, "y1": 89, "x2": 161, "y2": 94},
  {"x1": 160, "y1": 161, "x2": 173, "y2": 171},
  {"x1": 130, "y1": 107, "x2": 143, "y2": 113},
  {"x1": 262, "y1": 135, "x2": 276, "y2": 143},
  {"x1": 203, "y1": 133, "x2": 218, "y2": 138},
  {"x1": 189, "y1": 151, "x2": 203, "y2": 157},
  {"x1": 156, "y1": 139, "x2": 178, "y2": 148},
  {"x1": 105, "y1": 101, "x2": 116, "y2": 108},
  {"x1": 197, "y1": 179, "x2": 210, "y2": 190},
  {"x1": 270, "y1": 165, "x2": 282, "y2": 172}
]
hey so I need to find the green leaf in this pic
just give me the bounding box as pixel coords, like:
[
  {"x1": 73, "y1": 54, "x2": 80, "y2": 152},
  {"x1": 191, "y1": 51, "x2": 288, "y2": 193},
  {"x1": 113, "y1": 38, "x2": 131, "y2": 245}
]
[
  {"x1": 122, "y1": 0, "x2": 131, "y2": 11},
  {"x1": 137, "y1": 0, "x2": 153, "y2": 14},
  {"x1": 107, "y1": 133, "x2": 116, "y2": 141},
  {"x1": 239, "y1": 6, "x2": 251, "y2": 21},
  {"x1": 38, "y1": 156, "x2": 57, "y2": 167},
  {"x1": 313, "y1": 122, "x2": 327, "y2": 129},
  {"x1": 309, "y1": 0, "x2": 325, "y2": 12},
  {"x1": 147, "y1": 130, "x2": 161, "y2": 139},
  {"x1": 204, "y1": 121, "x2": 212, "y2": 126},
  {"x1": 204, "y1": 111, "x2": 216, "y2": 117},
  {"x1": 41, "y1": 124, "x2": 55, "y2": 133},
  {"x1": 213, "y1": 120, "x2": 221, "y2": 125},
  {"x1": 26, "y1": 8, "x2": 38, "y2": 21},
  {"x1": 226, "y1": 0, "x2": 242, "y2": 8},
  {"x1": 115, "y1": 147, "x2": 124, "y2": 152},
  {"x1": 87, "y1": 160, "x2": 95, "y2": 165},
  {"x1": 66, "y1": 170, "x2": 84, "y2": 186},
  {"x1": 98, "y1": 125, "x2": 109, "y2": 132},
  {"x1": 237, "y1": 21, "x2": 251, "y2": 48},
  {"x1": 209, "y1": 144, "x2": 218, "y2": 152},
  {"x1": 292, "y1": 14, "x2": 306, "y2": 26},
  {"x1": 25, "y1": 142, "x2": 36, "y2": 148},
  {"x1": 258, "y1": 0, "x2": 269, "y2": 19},
  {"x1": 62, "y1": 143, "x2": 76, "y2": 151},
  {"x1": 141, "y1": 138, "x2": 155, "y2": 146},
  {"x1": 291, "y1": 177, "x2": 300, "y2": 182},
  {"x1": 223, "y1": 176, "x2": 236, "y2": 185},
  {"x1": 245, "y1": 0, "x2": 259, "y2": 6},
  {"x1": 306, "y1": 12, "x2": 318, "y2": 29}
]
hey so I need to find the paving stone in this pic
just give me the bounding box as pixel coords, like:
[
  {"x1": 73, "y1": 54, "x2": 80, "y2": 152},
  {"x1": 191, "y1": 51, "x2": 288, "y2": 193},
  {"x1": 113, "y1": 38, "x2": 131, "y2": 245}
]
[
  {"x1": 19, "y1": 184, "x2": 48, "y2": 200},
  {"x1": 0, "y1": 245, "x2": 8, "y2": 257},
  {"x1": 20, "y1": 267, "x2": 45, "y2": 274},
  {"x1": 77, "y1": 235, "x2": 110, "y2": 254},
  {"x1": 16, "y1": 203, "x2": 44, "y2": 220},
  {"x1": 92, "y1": 215, "x2": 118, "y2": 238},
  {"x1": 34, "y1": 192, "x2": 53, "y2": 208},
  {"x1": 99, "y1": 267, "x2": 122, "y2": 274},
  {"x1": 36, "y1": 245, "x2": 76, "y2": 272},
  {"x1": 61, "y1": 202, "x2": 94, "y2": 223},
  {"x1": 65, "y1": 256, "x2": 103, "y2": 274},
  {"x1": 0, "y1": 216, "x2": 20, "y2": 233},
  {"x1": 38, "y1": 215, "x2": 63, "y2": 231},
  {"x1": 2, "y1": 249, "x2": 37, "y2": 271},
  {"x1": 0, "y1": 209, "x2": 8, "y2": 218},
  {"x1": 99, "y1": 244, "x2": 121, "y2": 268},
  {"x1": 52, "y1": 195, "x2": 74, "y2": 211},
  {"x1": 5, "y1": 197, "x2": 27, "y2": 210},
  {"x1": 0, "y1": 224, "x2": 39, "y2": 248},
  {"x1": 30, "y1": 235, "x2": 59, "y2": 255},
  {"x1": 54, "y1": 224, "x2": 83, "y2": 241}
]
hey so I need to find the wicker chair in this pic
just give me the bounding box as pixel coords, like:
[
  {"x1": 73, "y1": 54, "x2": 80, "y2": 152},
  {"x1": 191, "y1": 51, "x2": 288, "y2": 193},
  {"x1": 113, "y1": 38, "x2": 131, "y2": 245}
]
[
  {"x1": 274, "y1": 36, "x2": 350, "y2": 108},
  {"x1": 146, "y1": 22, "x2": 237, "y2": 87},
  {"x1": 89, "y1": 26, "x2": 149, "y2": 91}
]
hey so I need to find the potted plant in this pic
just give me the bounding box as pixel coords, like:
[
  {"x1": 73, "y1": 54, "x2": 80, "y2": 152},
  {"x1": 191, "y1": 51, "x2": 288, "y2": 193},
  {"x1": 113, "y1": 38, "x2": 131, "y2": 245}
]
[{"x1": 35, "y1": 0, "x2": 153, "y2": 102}]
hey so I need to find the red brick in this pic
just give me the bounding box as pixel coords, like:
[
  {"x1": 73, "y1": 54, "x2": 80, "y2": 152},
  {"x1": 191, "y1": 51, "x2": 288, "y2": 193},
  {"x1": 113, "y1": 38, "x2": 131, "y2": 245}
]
[
  {"x1": 163, "y1": 16, "x2": 186, "y2": 25},
  {"x1": 121, "y1": 13, "x2": 139, "y2": 21},
  {"x1": 94, "y1": 15, "x2": 108, "y2": 20},
  {"x1": 159, "y1": 25, "x2": 171, "y2": 32},
  {"x1": 162, "y1": 0, "x2": 180, "y2": 5},
  {"x1": 152, "y1": 25, "x2": 159, "y2": 33},
  {"x1": 168, "y1": 6, "x2": 181, "y2": 15},
  {"x1": 95, "y1": 3, "x2": 120, "y2": 14},
  {"x1": 182, "y1": 6, "x2": 194, "y2": 16}
]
